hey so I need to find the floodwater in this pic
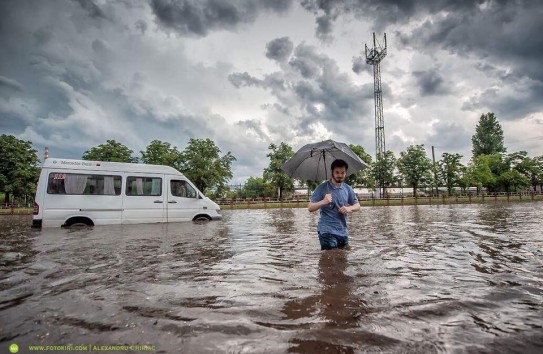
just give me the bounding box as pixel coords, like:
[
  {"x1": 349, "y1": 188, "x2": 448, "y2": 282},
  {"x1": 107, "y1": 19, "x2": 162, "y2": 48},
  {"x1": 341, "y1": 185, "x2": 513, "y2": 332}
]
[{"x1": 1, "y1": 203, "x2": 542, "y2": 354}]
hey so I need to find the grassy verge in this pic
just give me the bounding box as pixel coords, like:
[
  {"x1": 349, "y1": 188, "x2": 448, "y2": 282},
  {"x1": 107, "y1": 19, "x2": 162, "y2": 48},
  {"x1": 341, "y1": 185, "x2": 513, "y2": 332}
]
[
  {"x1": 0, "y1": 207, "x2": 33, "y2": 215},
  {"x1": 2, "y1": 195, "x2": 540, "y2": 214}
]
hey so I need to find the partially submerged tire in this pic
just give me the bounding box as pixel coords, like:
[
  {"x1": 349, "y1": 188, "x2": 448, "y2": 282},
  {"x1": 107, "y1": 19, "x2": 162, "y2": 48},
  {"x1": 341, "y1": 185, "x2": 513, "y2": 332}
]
[
  {"x1": 63, "y1": 217, "x2": 94, "y2": 228},
  {"x1": 193, "y1": 215, "x2": 212, "y2": 222}
]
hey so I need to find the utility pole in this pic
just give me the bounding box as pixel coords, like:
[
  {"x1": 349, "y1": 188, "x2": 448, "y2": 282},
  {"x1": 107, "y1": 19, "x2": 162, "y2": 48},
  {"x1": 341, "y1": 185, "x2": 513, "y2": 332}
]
[
  {"x1": 365, "y1": 33, "x2": 387, "y2": 198},
  {"x1": 432, "y1": 146, "x2": 437, "y2": 196}
]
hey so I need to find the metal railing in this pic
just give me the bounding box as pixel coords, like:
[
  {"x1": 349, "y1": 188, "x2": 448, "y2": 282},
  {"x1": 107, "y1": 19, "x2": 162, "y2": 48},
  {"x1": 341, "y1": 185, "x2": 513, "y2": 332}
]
[{"x1": 216, "y1": 191, "x2": 543, "y2": 208}]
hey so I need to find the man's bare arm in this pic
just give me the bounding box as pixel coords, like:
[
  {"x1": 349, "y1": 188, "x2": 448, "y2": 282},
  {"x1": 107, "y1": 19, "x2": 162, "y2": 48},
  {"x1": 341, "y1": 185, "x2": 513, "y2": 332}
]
[
  {"x1": 338, "y1": 202, "x2": 360, "y2": 214},
  {"x1": 308, "y1": 193, "x2": 332, "y2": 212}
]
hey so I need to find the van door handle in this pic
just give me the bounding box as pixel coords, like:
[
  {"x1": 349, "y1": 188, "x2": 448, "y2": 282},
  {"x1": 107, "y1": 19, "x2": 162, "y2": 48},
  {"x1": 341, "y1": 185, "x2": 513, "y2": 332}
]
[
  {"x1": 168, "y1": 201, "x2": 177, "y2": 204},
  {"x1": 154, "y1": 200, "x2": 163, "y2": 203}
]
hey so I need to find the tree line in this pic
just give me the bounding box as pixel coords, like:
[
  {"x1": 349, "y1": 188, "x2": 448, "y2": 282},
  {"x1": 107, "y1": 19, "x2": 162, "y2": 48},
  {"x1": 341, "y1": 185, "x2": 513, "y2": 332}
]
[
  {"x1": 0, "y1": 137, "x2": 235, "y2": 203},
  {"x1": 234, "y1": 112, "x2": 543, "y2": 199},
  {"x1": 1, "y1": 112, "x2": 542, "y2": 203}
]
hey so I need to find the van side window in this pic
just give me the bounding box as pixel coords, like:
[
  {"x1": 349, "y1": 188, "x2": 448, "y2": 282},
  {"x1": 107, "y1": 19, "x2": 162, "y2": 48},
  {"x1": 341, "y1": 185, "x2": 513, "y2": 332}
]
[
  {"x1": 170, "y1": 180, "x2": 197, "y2": 198},
  {"x1": 47, "y1": 173, "x2": 122, "y2": 195},
  {"x1": 171, "y1": 180, "x2": 187, "y2": 197},
  {"x1": 126, "y1": 177, "x2": 162, "y2": 196}
]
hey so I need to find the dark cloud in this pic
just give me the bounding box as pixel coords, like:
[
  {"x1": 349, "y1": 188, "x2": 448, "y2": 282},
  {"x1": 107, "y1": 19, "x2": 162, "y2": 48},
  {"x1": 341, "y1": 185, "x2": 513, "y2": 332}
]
[
  {"x1": 315, "y1": 15, "x2": 333, "y2": 42},
  {"x1": 265, "y1": 37, "x2": 293, "y2": 62},
  {"x1": 236, "y1": 119, "x2": 269, "y2": 141},
  {"x1": 301, "y1": 0, "x2": 543, "y2": 120},
  {"x1": 262, "y1": 73, "x2": 287, "y2": 92},
  {"x1": 150, "y1": 0, "x2": 293, "y2": 37},
  {"x1": 134, "y1": 19, "x2": 147, "y2": 35},
  {"x1": 0, "y1": 75, "x2": 23, "y2": 93},
  {"x1": 462, "y1": 83, "x2": 543, "y2": 121},
  {"x1": 91, "y1": 39, "x2": 113, "y2": 57},
  {"x1": 288, "y1": 44, "x2": 329, "y2": 78},
  {"x1": 230, "y1": 41, "x2": 376, "y2": 148},
  {"x1": 0, "y1": 110, "x2": 27, "y2": 133},
  {"x1": 74, "y1": 0, "x2": 108, "y2": 21},
  {"x1": 413, "y1": 69, "x2": 449, "y2": 96},
  {"x1": 261, "y1": 0, "x2": 292, "y2": 13},
  {"x1": 300, "y1": 0, "x2": 541, "y2": 76},
  {"x1": 398, "y1": 1, "x2": 543, "y2": 61},
  {"x1": 300, "y1": 0, "x2": 484, "y2": 40},
  {"x1": 396, "y1": 1, "x2": 543, "y2": 119},
  {"x1": 228, "y1": 72, "x2": 263, "y2": 88},
  {"x1": 352, "y1": 56, "x2": 371, "y2": 75},
  {"x1": 425, "y1": 122, "x2": 471, "y2": 153},
  {"x1": 474, "y1": 62, "x2": 512, "y2": 81}
]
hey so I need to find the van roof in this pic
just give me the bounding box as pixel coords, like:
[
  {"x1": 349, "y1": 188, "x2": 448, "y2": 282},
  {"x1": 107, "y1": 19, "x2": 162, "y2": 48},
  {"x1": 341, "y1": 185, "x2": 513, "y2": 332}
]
[{"x1": 42, "y1": 158, "x2": 184, "y2": 175}]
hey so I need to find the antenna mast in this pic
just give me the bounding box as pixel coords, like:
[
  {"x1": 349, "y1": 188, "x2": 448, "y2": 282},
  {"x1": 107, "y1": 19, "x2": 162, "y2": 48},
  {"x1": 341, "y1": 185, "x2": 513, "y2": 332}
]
[{"x1": 365, "y1": 33, "x2": 387, "y2": 198}]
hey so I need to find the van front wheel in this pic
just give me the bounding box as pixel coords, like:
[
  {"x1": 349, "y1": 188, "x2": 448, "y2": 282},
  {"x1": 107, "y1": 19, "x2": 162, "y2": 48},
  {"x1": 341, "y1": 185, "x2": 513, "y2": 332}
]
[
  {"x1": 63, "y1": 217, "x2": 94, "y2": 228},
  {"x1": 193, "y1": 215, "x2": 212, "y2": 222}
]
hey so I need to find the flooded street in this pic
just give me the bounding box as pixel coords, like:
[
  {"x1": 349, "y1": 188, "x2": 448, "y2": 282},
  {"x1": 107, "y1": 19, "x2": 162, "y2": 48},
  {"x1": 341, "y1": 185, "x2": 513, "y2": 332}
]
[{"x1": 1, "y1": 203, "x2": 542, "y2": 353}]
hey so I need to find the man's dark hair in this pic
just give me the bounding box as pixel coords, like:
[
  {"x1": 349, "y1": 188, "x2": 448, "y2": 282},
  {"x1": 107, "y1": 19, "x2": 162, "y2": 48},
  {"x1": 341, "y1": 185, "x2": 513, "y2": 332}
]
[{"x1": 331, "y1": 159, "x2": 348, "y2": 171}]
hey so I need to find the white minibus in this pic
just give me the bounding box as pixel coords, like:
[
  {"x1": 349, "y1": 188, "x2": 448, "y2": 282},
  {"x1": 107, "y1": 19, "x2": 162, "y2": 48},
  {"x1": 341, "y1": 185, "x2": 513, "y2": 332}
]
[{"x1": 32, "y1": 158, "x2": 222, "y2": 228}]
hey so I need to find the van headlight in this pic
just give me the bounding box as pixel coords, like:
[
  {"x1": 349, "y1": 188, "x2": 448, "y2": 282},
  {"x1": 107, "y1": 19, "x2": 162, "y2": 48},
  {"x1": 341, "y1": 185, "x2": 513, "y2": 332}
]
[{"x1": 216, "y1": 208, "x2": 221, "y2": 214}]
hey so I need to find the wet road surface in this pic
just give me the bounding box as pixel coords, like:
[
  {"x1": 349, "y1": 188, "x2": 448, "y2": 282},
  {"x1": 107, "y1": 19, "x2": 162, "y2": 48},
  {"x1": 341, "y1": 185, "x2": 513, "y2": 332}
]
[{"x1": 1, "y1": 203, "x2": 542, "y2": 353}]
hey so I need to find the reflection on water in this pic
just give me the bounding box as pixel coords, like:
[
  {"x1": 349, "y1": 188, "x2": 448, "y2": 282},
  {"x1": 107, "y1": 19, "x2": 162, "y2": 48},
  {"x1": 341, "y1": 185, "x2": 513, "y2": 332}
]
[{"x1": 1, "y1": 203, "x2": 543, "y2": 353}]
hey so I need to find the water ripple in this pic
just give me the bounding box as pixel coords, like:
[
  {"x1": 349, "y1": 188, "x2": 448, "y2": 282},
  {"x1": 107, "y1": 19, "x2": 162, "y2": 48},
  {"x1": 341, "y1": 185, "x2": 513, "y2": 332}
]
[{"x1": 1, "y1": 204, "x2": 542, "y2": 353}]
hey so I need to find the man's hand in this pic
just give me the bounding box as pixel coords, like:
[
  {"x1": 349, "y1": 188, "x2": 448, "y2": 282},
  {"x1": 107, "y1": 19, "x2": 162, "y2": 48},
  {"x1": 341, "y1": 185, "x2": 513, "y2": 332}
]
[
  {"x1": 308, "y1": 193, "x2": 333, "y2": 212},
  {"x1": 339, "y1": 205, "x2": 352, "y2": 214},
  {"x1": 322, "y1": 193, "x2": 332, "y2": 205}
]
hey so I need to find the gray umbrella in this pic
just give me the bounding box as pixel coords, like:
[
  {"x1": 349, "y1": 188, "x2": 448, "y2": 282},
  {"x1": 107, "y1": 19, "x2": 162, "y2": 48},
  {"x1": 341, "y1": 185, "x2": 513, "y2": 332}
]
[{"x1": 281, "y1": 139, "x2": 369, "y2": 181}]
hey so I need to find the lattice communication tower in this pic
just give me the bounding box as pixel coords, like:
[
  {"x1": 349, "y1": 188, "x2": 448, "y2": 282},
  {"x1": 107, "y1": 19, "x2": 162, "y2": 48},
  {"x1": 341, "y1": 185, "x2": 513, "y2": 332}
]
[{"x1": 365, "y1": 33, "x2": 387, "y2": 197}]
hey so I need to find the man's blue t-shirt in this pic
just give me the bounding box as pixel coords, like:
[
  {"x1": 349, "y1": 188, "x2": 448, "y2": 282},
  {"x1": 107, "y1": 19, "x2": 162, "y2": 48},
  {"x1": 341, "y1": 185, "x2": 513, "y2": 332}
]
[{"x1": 310, "y1": 181, "x2": 358, "y2": 237}]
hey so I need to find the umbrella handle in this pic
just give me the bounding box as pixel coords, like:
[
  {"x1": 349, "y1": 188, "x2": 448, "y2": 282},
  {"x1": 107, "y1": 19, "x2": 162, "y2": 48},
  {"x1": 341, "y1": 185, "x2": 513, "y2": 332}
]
[
  {"x1": 323, "y1": 151, "x2": 327, "y2": 181},
  {"x1": 325, "y1": 181, "x2": 342, "y2": 210}
]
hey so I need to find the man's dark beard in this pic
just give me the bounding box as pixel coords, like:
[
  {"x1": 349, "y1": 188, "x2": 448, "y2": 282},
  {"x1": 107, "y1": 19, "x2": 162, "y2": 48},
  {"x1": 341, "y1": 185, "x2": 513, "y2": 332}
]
[{"x1": 333, "y1": 176, "x2": 344, "y2": 184}]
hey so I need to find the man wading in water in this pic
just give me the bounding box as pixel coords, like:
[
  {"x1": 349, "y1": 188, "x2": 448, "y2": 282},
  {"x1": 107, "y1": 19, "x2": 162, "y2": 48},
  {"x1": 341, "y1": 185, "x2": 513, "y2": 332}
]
[{"x1": 308, "y1": 159, "x2": 361, "y2": 250}]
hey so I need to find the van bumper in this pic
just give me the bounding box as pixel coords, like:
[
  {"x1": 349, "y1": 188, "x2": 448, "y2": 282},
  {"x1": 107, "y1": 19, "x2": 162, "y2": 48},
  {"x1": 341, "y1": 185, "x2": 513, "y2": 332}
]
[
  {"x1": 31, "y1": 219, "x2": 43, "y2": 228},
  {"x1": 211, "y1": 215, "x2": 222, "y2": 221}
]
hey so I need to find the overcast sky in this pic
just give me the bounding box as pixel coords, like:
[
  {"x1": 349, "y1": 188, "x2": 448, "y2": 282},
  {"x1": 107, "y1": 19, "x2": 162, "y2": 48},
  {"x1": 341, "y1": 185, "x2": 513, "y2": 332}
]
[{"x1": 1, "y1": 0, "x2": 542, "y2": 183}]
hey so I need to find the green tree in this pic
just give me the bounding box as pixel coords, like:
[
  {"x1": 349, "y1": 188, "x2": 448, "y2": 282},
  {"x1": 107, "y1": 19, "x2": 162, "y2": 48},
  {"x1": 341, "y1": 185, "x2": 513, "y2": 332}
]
[
  {"x1": 498, "y1": 170, "x2": 529, "y2": 193},
  {"x1": 457, "y1": 166, "x2": 472, "y2": 193},
  {"x1": 346, "y1": 144, "x2": 373, "y2": 187},
  {"x1": 0, "y1": 135, "x2": 40, "y2": 204},
  {"x1": 372, "y1": 150, "x2": 396, "y2": 196},
  {"x1": 500, "y1": 151, "x2": 530, "y2": 192},
  {"x1": 241, "y1": 177, "x2": 275, "y2": 198},
  {"x1": 140, "y1": 140, "x2": 182, "y2": 170},
  {"x1": 397, "y1": 144, "x2": 432, "y2": 197},
  {"x1": 82, "y1": 139, "x2": 138, "y2": 163},
  {"x1": 471, "y1": 112, "x2": 506, "y2": 157},
  {"x1": 514, "y1": 153, "x2": 543, "y2": 192},
  {"x1": 438, "y1": 153, "x2": 464, "y2": 195},
  {"x1": 303, "y1": 180, "x2": 320, "y2": 193},
  {"x1": 534, "y1": 156, "x2": 543, "y2": 192},
  {"x1": 263, "y1": 142, "x2": 294, "y2": 199},
  {"x1": 179, "y1": 138, "x2": 236, "y2": 196},
  {"x1": 467, "y1": 154, "x2": 498, "y2": 193}
]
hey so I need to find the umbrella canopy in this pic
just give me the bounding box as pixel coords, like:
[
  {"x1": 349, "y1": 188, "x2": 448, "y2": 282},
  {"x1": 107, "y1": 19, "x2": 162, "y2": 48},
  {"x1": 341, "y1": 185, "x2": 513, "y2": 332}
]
[{"x1": 281, "y1": 139, "x2": 369, "y2": 181}]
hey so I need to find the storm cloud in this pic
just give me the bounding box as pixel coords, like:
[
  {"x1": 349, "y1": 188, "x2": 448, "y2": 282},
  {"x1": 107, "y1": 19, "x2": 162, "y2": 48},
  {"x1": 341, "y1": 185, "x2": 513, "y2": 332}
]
[
  {"x1": 300, "y1": 0, "x2": 543, "y2": 121},
  {"x1": 413, "y1": 69, "x2": 449, "y2": 96},
  {"x1": 1, "y1": 0, "x2": 542, "y2": 185},
  {"x1": 150, "y1": 0, "x2": 293, "y2": 37},
  {"x1": 230, "y1": 39, "x2": 376, "y2": 146},
  {"x1": 265, "y1": 37, "x2": 293, "y2": 62}
]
